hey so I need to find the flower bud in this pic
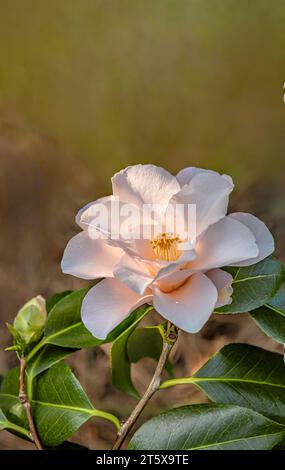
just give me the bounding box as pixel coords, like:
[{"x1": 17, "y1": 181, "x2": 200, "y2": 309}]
[{"x1": 13, "y1": 295, "x2": 47, "y2": 345}]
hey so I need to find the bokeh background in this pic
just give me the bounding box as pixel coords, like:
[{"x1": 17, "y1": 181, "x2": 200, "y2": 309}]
[{"x1": 1, "y1": 0, "x2": 285, "y2": 449}]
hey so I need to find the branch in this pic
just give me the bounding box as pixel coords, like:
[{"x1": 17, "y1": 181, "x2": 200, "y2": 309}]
[
  {"x1": 19, "y1": 355, "x2": 43, "y2": 450},
  {"x1": 112, "y1": 322, "x2": 178, "y2": 450}
]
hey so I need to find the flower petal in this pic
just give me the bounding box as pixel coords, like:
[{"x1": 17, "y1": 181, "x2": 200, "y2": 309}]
[
  {"x1": 176, "y1": 167, "x2": 233, "y2": 188},
  {"x1": 113, "y1": 254, "x2": 154, "y2": 295},
  {"x1": 77, "y1": 195, "x2": 143, "y2": 242},
  {"x1": 155, "y1": 267, "x2": 193, "y2": 292},
  {"x1": 76, "y1": 196, "x2": 114, "y2": 232},
  {"x1": 228, "y1": 213, "x2": 274, "y2": 266},
  {"x1": 61, "y1": 231, "x2": 123, "y2": 279},
  {"x1": 81, "y1": 278, "x2": 151, "y2": 339},
  {"x1": 190, "y1": 216, "x2": 259, "y2": 270},
  {"x1": 171, "y1": 171, "x2": 234, "y2": 237},
  {"x1": 206, "y1": 268, "x2": 233, "y2": 308},
  {"x1": 176, "y1": 167, "x2": 218, "y2": 186},
  {"x1": 112, "y1": 164, "x2": 180, "y2": 212},
  {"x1": 152, "y1": 273, "x2": 218, "y2": 333}
]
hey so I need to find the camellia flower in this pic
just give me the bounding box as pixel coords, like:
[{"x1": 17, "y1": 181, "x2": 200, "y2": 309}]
[{"x1": 61, "y1": 165, "x2": 274, "y2": 339}]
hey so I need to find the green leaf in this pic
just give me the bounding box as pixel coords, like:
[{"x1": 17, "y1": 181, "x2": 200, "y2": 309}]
[
  {"x1": 0, "y1": 408, "x2": 11, "y2": 430},
  {"x1": 217, "y1": 256, "x2": 285, "y2": 313},
  {"x1": 0, "y1": 367, "x2": 28, "y2": 429},
  {"x1": 111, "y1": 306, "x2": 153, "y2": 399},
  {"x1": 129, "y1": 404, "x2": 285, "y2": 450},
  {"x1": 46, "y1": 291, "x2": 72, "y2": 313},
  {"x1": 0, "y1": 363, "x2": 120, "y2": 447},
  {"x1": 127, "y1": 325, "x2": 173, "y2": 376},
  {"x1": 27, "y1": 345, "x2": 74, "y2": 381},
  {"x1": 32, "y1": 363, "x2": 119, "y2": 446},
  {"x1": 250, "y1": 284, "x2": 285, "y2": 344},
  {"x1": 273, "y1": 438, "x2": 285, "y2": 450},
  {"x1": 161, "y1": 344, "x2": 285, "y2": 424},
  {"x1": 43, "y1": 288, "x2": 99, "y2": 348},
  {"x1": 26, "y1": 345, "x2": 75, "y2": 398},
  {"x1": 0, "y1": 408, "x2": 30, "y2": 440}
]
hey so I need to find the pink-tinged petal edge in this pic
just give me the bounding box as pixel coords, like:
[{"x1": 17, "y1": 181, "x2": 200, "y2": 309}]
[
  {"x1": 152, "y1": 273, "x2": 218, "y2": 333},
  {"x1": 228, "y1": 212, "x2": 274, "y2": 266},
  {"x1": 81, "y1": 278, "x2": 152, "y2": 340},
  {"x1": 76, "y1": 196, "x2": 114, "y2": 231},
  {"x1": 206, "y1": 268, "x2": 233, "y2": 308},
  {"x1": 113, "y1": 254, "x2": 154, "y2": 295},
  {"x1": 172, "y1": 171, "x2": 234, "y2": 237},
  {"x1": 190, "y1": 216, "x2": 259, "y2": 271},
  {"x1": 61, "y1": 231, "x2": 123, "y2": 279},
  {"x1": 176, "y1": 167, "x2": 233, "y2": 188}
]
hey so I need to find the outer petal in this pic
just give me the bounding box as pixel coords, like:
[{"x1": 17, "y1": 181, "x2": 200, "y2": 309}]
[
  {"x1": 206, "y1": 268, "x2": 233, "y2": 308},
  {"x1": 61, "y1": 231, "x2": 123, "y2": 279},
  {"x1": 113, "y1": 254, "x2": 154, "y2": 295},
  {"x1": 170, "y1": 171, "x2": 234, "y2": 237},
  {"x1": 152, "y1": 273, "x2": 218, "y2": 333},
  {"x1": 228, "y1": 213, "x2": 274, "y2": 266},
  {"x1": 176, "y1": 167, "x2": 233, "y2": 187},
  {"x1": 76, "y1": 196, "x2": 114, "y2": 231},
  {"x1": 81, "y1": 278, "x2": 152, "y2": 339},
  {"x1": 177, "y1": 167, "x2": 217, "y2": 186},
  {"x1": 112, "y1": 164, "x2": 180, "y2": 211},
  {"x1": 190, "y1": 216, "x2": 259, "y2": 270}
]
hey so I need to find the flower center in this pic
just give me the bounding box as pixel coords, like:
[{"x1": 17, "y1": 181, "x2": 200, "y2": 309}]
[{"x1": 150, "y1": 233, "x2": 181, "y2": 262}]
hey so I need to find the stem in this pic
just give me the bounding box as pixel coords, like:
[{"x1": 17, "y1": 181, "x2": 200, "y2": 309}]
[
  {"x1": 112, "y1": 322, "x2": 178, "y2": 450},
  {"x1": 19, "y1": 355, "x2": 43, "y2": 450}
]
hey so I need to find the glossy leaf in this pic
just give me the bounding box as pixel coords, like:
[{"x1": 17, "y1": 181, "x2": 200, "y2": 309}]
[
  {"x1": 26, "y1": 344, "x2": 75, "y2": 398},
  {"x1": 161, "y1": 344, "x2": 285, "y2": 424},
  {"x1": 43, "y1": 288, "x2": 99, "y2": 348},
  {"x1": 46, "y1": 291, "x2": 72, "y2": 313},
  {"x1": 0, "y1": 363, "x2": 120, "y2": 446},
  {"x1": 251, "y1": 284, "x2": 285, "y2": 344},
  {"x1": 217, "y1": 256, "x2": 285, "y2": 313},
  {"x1": 0, "y1": 408, "x2": 30, "y2": 440},
  {"x1": 111, "y1": 306, "x2": 153, "y2": 399},
  {"x1": 127, "y1": 325, "x2": 173, "y2": 375},
  {"x1": 129, "y1": 404, "x2": 285, "y2": 450},
  {"x1": 273, "y1": 438, "x2": 285, "y2": 450},
  {"x1": 0, "y1": 367, "x2": 27, "y2": 428}
]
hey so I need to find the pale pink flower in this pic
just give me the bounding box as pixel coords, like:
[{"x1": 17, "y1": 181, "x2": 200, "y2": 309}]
[{"x1": 61, "y1": 165, "x2": 274, "y2": 339}]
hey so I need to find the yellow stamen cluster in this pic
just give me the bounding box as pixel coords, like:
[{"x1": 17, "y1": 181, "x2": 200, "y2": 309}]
[{"x1": 150, "y1": 233, "x2": 181, "y2": 262}]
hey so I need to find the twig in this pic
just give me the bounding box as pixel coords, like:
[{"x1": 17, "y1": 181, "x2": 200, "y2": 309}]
[
  {"x1": 112, "y1": 322, "x2": 178, "y2": 450},
  {"x1": 19, "y1": 355, "x2": 43, "y2": 450}
]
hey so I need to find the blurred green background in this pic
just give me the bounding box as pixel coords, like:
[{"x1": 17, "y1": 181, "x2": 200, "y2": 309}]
[
  {"x1": 1, "y1": 0, "x2": 285, "y2": 188},
  {"x1": 1, "y1": 0, "x2": 285, "y2": 449}
]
